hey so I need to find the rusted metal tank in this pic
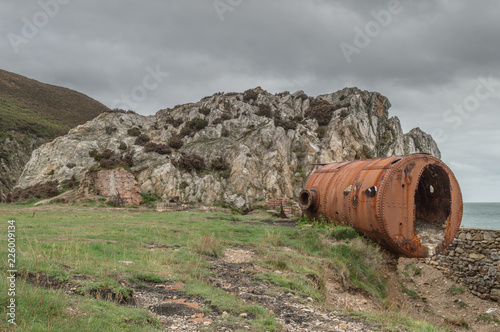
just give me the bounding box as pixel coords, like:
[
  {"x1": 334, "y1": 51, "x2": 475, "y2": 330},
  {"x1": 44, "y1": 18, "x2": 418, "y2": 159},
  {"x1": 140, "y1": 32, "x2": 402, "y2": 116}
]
[{"x1": 299, "y1": 154, "x2": 463, "y2": 258}]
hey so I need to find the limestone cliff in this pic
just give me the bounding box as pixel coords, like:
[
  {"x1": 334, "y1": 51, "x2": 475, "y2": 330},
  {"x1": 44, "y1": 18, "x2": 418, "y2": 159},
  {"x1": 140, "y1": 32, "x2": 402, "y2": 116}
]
[{"x1": 16, "y1": 87, "x2": 440, "y2": 208}]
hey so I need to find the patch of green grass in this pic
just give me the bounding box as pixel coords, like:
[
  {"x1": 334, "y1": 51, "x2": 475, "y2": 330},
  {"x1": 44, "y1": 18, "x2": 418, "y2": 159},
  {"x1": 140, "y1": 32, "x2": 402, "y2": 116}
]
[
  {"x1": 404, "y1": 262, "x2": 422, "y2": 276},
  {"x1": 298, "y1": 215, "x2": 328, "y2": 229},
  {"x1": 355, "y1": 311, "x2": 452, "y2": 332},
  {"x1": 0, "y1": 205, "x2": 389, "y2": 331},
  {"x1": 76, "y1": 278, "x2": 134, "y2": 303},
  {"x1": 0, "y1": 99, "x2": 68, "y2": 139},
  {"x1": 448, "y1": 284, "x2": 466, "y2": 295},
  {"x1": 134, "y1": 272, "x2": 165, "y2": 283},
  {"x1": 190, "y1": 233, "x2": 225, "y2": 258},
  {"x1": 401, "y1": 283, "x2": 420, "y2": 299},
  {"x1": 256, "y1": 271, "x2": 323, "y2": 301},
  {"x1": 456, "y1": 300, "x2": 468, "y2": 308},
  {"x1": 0, "y1": 277, "x2": 160, "y2": 331},
  {"x1": 140, "y1": 193, "x2": 161, "y2": 208},
  {"x1": 328, "y1": 226, "x2": 359, "y2": 240},
  {"x1": 478, "y1": 313, "x2": 500, "y2": 324},
  {"x1": 184, "y1": 282, "x2": 280, "y2": 331}
]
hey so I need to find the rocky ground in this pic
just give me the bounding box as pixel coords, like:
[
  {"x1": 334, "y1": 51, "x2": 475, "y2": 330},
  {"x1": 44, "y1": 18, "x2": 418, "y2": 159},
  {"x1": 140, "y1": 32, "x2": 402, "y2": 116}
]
[
  {"x1": 131, "y1": 249, "x2": 381, "y2": 331},
  {"x1": 129, "y1": 247, "x2": 500, "y2": 331}
]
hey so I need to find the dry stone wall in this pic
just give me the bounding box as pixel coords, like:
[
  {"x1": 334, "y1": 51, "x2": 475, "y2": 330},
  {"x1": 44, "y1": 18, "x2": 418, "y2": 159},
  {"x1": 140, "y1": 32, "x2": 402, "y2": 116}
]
[{"x1": 427, "y1": 228, "x2": 500, "y2": 301}]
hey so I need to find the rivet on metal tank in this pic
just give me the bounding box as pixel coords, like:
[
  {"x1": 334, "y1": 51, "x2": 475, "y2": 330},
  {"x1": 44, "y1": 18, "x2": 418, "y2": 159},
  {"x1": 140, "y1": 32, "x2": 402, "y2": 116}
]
[{"x1": 300, "y1": 154, "x2": 463, "y2": 258}]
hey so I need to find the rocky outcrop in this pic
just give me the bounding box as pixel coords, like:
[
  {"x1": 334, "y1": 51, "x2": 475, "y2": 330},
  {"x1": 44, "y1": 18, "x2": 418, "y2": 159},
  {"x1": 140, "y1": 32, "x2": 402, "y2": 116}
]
[
  {"x1": 0, "y1": 133, "x2": 47, "y2": 201},
  {"x1": 16, "y1": 87, "x2": 440, "y2": 207}
]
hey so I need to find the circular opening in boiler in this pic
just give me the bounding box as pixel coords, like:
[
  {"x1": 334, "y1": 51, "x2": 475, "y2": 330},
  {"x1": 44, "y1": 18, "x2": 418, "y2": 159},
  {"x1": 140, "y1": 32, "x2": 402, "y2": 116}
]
[
  {"x1": 414, "y1": 164, "x2": 452, "y2": 256},
  {"x1": 299, "y1": 190, "x2": 311, "y2": 209}
]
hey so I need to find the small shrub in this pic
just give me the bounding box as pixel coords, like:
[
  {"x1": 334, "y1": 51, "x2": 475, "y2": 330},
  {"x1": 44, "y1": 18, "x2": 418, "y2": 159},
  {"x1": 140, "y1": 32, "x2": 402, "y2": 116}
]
[
  {"x1": 144, "y1": 142, "x2": 157, "y2": 153},
  {"x1": 62, "y1": 175, "x2": 79, "y2": 189},
  {"x1": 220, "y1": 113, "x2": 232, "y2": 121},
  {"x1": 179, "y1": 181, "x2": 189, "y2": 189},
  {"x1": 187, "y1": 118, "x2": 208, "y2": 131},
  {"x1": 105, "y1": 125, "x2": 117, "y2": 135},
  {"x1": 274, "y1": 118, "x2": 297, "y2": 131},
  {"x1": 178, "y1": 154, "x2": 205, "y2": 172},
  {"x1": 154, "y1": 144, "x2": 172, "y2": 155},
  {"x1": 305, "y1": 99, "x2": 335, "y2": 126},
  {"x1": 5, "y1": 180, "x2": 60, "y2": 202},
  {"x1": 165, "y1": 117, "x2": 183, "y2": 128},
  {"x1": 168, "y1": 136, "x2": 184, "y2": 149},
  {"x1": 101, "y1": 149, "x2": 114, "y2": 160},
  {"x1": 339, "y1": 109, "x2": 349, "y2": 118},
  {"x1": 256, "y1": 104, "x2": 273, "y2": 118},
  {"x1": 91, "y1": 149, "x2": 129, "y2": 169},
  {"x1": 123, "y1": 150, "x2": 135, "y2": 167},
  {"x1": 180, "y1": 126, "x2": 193, "y2": 137},
  {"x1": 134, "y1": 134, "x2": 151, "y2": 146},
  {"x1": 100, "y1": 156, "x2": 126, "y2": 169},
  {"x1": 316, "y1": 127, "x2": 327, "y2": 139},
  {"x1": 243, "y1": 89, "x2": 259, "y2": 102},
  {"x1": 140, "y1": 193, "x2": 160, "y2": 207},
  {"x1": 127, "y1": 127, "x2": 142, "y2": 137},
  {"x1": 89, "y1": 149, "x2": 102, "y2": 161},
  {"x1": 211, "y1": 156, "x2": 230, "y2": 171},
  {"x1": 118, "y1": 142, "x2": 128, "y2": 151},
  {"x1": 180, "y1": 119, "x2": 209, "y2": 137},
  {"x1": 199, "y1": 107, "x2": 211, "y2": 116},
  {"x1": 66, "y1": 163, "x2": 76, "y2": 169}
]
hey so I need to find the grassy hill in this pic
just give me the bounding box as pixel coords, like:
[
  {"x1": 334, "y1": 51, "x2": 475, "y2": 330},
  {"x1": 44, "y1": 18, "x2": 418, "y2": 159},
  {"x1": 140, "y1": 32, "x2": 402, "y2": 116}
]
[
  {"x1": 0, "y1": 68, "x2": 110, "y2": 200},
  {"x1": 0, "y1": 69, "x2": 110, "y2": 139}
]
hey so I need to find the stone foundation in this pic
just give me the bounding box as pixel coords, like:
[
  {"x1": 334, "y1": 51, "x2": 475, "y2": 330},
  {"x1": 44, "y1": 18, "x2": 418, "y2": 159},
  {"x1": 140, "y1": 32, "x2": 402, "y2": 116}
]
[
  {"x1": 426, "y1": 228, "x2": 500, "y2": 301},
  {"x1": 79, "y1": 168, "x2": 142, "y2": 206}
]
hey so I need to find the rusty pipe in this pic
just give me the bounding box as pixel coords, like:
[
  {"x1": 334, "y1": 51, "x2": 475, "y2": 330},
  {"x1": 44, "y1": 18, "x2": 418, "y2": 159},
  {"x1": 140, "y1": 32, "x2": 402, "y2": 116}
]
[{"x1": 300, "y1": 154, "x2": 463, "y2": 258}]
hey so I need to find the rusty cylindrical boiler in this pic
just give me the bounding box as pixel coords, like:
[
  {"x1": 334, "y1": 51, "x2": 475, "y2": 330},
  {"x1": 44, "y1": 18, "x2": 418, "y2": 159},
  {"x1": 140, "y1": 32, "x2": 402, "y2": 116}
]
[{"x1": 299, "y1": 154, "x2": 463, "y2": 258}]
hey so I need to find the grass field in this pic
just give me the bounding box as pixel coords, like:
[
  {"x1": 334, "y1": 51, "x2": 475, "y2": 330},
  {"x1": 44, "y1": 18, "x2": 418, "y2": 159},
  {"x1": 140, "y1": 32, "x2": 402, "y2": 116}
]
[{"x1": 0, "y1": 203, "x2": 448, "y2": 331}]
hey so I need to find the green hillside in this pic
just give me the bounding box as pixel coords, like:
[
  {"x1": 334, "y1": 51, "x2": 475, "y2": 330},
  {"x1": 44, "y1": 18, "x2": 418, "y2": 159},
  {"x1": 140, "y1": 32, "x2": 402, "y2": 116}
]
[
  {"x1": 0, "y1": 68, "x2": 110, "y2": 201},
  {"x1": 0, "y1": 68, "x2": 110, "y2": 139}
]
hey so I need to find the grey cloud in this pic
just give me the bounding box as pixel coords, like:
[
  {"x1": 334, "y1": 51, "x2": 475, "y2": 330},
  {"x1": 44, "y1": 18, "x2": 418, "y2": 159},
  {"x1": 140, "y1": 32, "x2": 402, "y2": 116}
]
[{"x1": 1, "y1": 0, "x2": 499, "y2": 201}]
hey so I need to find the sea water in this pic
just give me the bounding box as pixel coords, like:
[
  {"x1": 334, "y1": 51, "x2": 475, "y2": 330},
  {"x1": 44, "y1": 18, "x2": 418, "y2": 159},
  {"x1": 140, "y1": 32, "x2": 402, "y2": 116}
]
[{"x1": 461, "y1": 203, "x2": 500, "y2": 229}]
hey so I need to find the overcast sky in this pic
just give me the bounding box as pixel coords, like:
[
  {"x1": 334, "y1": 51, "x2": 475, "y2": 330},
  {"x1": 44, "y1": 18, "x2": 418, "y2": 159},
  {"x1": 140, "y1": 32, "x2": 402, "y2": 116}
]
[{"x1": 1, "y1": 0, "x2": 499, "y2": 202}]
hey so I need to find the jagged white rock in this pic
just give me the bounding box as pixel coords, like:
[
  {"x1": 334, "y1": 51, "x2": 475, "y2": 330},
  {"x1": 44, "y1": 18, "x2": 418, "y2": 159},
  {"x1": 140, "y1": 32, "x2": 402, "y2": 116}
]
[{"x1": 17, "y1": 87, "x2": 440, "y2": 207}]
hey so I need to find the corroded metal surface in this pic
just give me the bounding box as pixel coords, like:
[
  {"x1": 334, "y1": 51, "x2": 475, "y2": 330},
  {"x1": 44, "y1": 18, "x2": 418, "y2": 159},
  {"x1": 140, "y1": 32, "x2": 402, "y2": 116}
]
[{"x1": 299, "y1": 154, "x2": 463, "y2": 258}]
